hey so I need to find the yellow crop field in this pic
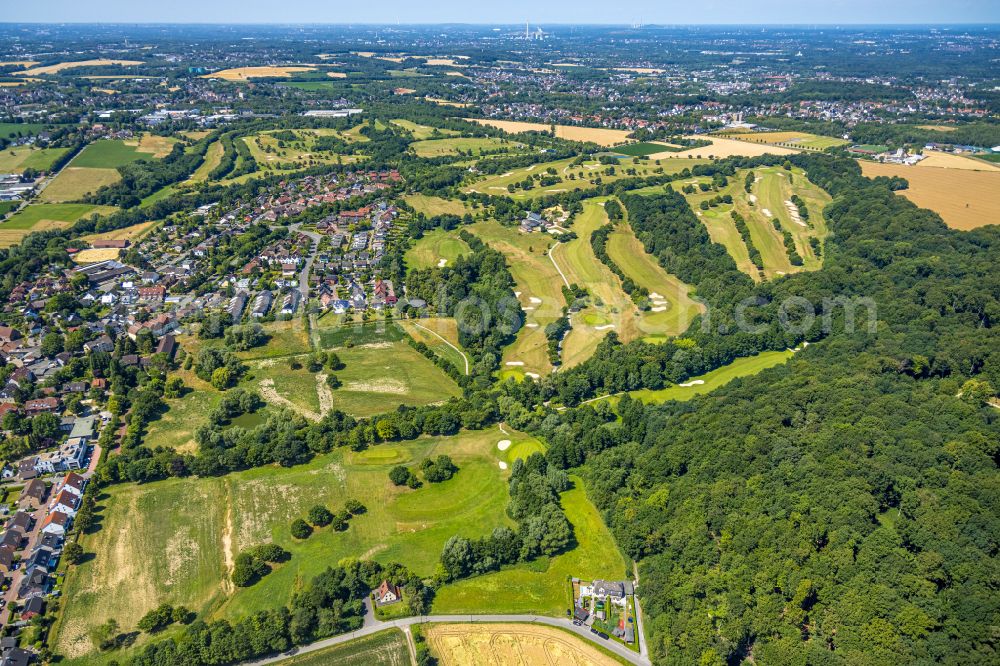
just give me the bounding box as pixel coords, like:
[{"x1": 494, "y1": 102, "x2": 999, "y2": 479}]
[
  {"x1": 134, "y1": 134, "x2": 178, "y2": 158},
  {"x1": 0, "y1": 61, "x2": 39, "y2": 67},
  {"x1": 860, "y1": 161, "x2": 1000, "y2": 230},
  {"x1": 82, "y1": 219, "x2": 160, "y2": 244},
  {"x1": 466, "y1": 119, "x2": 633, "y2": 146},
  {"x1": 72, "y1": 248, "x2": 123, "y2": 263},
  {"x1": 426, "y1": 624, "x2": 621, "y2": 666},
  {"x1": 16, "y1": 59, "x2": 143, "y2": 75},
  {"x1": 917, "y1": 124, "x2": 957, "y2": 132},
  {"x1": 915, "y1": 150, "x2": 1000, "y2": 172},
  {"x1": 426, "y1": 97, "x2": 471, "y2": 108},
  {"x1": 649, "y1": 135, "x2": 799, "y2": 160},
  {"x1": 326, "y1": 71, "x2": 347, "y2": 78},
  {"x1": 718, "y1": 131, "x2": 849, "y2": 151},
  {"x1": 202, "y1": 66, "x2": 316, "y2": 81}
]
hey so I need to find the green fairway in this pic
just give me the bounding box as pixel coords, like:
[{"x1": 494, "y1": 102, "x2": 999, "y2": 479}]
[
  {"x1": 0, "y1": 145, "x2": 68, "y2": 173},
  {"x1": 405, "y1": 228, "x2": 471, "y2": 269},
  {"x1": 605, "y1": 216, "x2": 704, "y2": 340},
  {"x1": 272, "y1": 629, "x2": 410, "y2": 666},
  {"x1": 587, "y1": 349, "x2": 796, "y2": 408},
  {"x1": 432, "y1": 476, "x2": 628, "y2": 616},
  {"x1": 467, "y1": 220, "x2": 563, "y2": 377},
  {"x1": 411, "y1": 136, "x2": 518, "y2": 158},
  {"x1": 185, "y1": 140, "x2": 224, "y2": 183},
  {"x1": 391, "y1": 118, "x2": 459, "y2": 140},
  {"x1": 751, "y1": 165, "x2": 831, "y2": 270}
]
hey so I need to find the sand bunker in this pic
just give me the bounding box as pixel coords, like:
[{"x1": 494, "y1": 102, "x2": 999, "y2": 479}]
[
  {"x1": 505, "y1": 361, "x2": 525, "y2": 366},
  {"x1": 529, "y1": 297, "x2": 542, "y2": 304},
  {"x1": 594, "y1": 324, "x2": 615, "y2": 331},
  {"x1": 437, "y1": 258, "x2": 447, "y2": 267},
  {"x1": 678, "y1": 379, "x2": 706, "y2": 387},
  {"x1": 497, "y1": 440, "x2": 512, "y2": 451},
  {"x1": 498, "y1": 461, "x2": 508, "y2": 470}
]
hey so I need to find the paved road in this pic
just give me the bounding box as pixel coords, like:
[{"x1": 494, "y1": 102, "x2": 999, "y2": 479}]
[
  {"x1": 0, "y1": 504, "x2": 43, "y2": 626},
  {"x1": 245, "y1": 611, "x2": 650, "y2": 666},
  {"x1": 289, "y1": 223, "x2": 321, "y2": 303}
]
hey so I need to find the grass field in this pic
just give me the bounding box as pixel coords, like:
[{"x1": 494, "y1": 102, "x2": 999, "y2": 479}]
[
  {"x1": 398, "y1": 317, "x2": 469, "y2": 375},
  {"x1": 411, "y1": 136, "x2": 519, "y2": 158},
  {"x1": 612, "y1": 141, "x2": 674, "y2": 157},
  {"x1": 54, "y1": 427, "x2": 522, "y2": 664},
  {"x1": 648, "y1": 135, "x2": 799, "y2": 160},
  {"x1": 15, "y1": 59, "x2": 143, "y2": 76},
  {"x1": 185, "y1": 140, "x2": 225, "y2": 183},
  {"x1": 274, "y1": 629, "x2": 410, "y2": 666},
  {"x1": 859, "y1": 161, "x2": 1000, "y2": 230},
  {"x1": 390, "y1": 119, "x2": 459, "y2": 140},
  {"x1": 405, "y1": 228, "x2": 471, "y2": 268},
  {"x1": 464, "y1": 156, "x2": 702, "y2": 201},
  {"x1": 586, "y1": 349, "x2": 796, "y2": 408},
  {"x1": 717, "y1": 131, "x2": 849, "y2": 151},
  {"x1": 0, "y1": 145, "x2": 67, "y2": 173},
  {"x1": 0, "y1": 203, "x2": 116, "y2": 248},
  {"x1": 432, "y1": 475, "x2": 627, "y2": 616},
  {"x1": 39, "y1": 167, "x2": 121, "y2": 203},
  {"x1": 605, "y1": 217, "x2": 703, "y2": 341},
  {"x1": 403, "y1": 194, "x2": 469, "y2": 217},
  {"x1": 203, "y1": 66, "x2": 317, "y2": 80},
  {"x1": 427, "y1": 623, "x2": 622, "y2": 666},
  {"x1": 465, "y1": 119, "x2": 633, "y2": 147},
  {"x1": 466, "y1": 220, "x2": 563, "y2": 377},
  {"x1": 71, "y1": 139, "x2": 158, "y2": 168},
  {"x1": 241, "y1": 130, "x2": 362, "y2": 171}
]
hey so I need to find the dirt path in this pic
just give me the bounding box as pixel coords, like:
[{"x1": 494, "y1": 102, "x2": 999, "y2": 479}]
[
  {"x1": 316, "y1": 373, "x2": 334, "y2": 415},
  {"x1": 404, "y1": 626, "x2": 418, "y2": 664},
  {"x1": 259, "y1": 378, "x2": 322, "y2": 421},
  {"x1": 221, "y1": 483, "x2": 236, "y2": 596}
]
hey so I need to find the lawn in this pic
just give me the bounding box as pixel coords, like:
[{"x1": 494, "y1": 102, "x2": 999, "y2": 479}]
[
  {"x1": 0, "y1": 145, "x2": 68, "y2": 173},
  {"x1": 405, "y1": 228, "x2": 471, "y2": 268},
  {"x1": 53, "y1": 427, "x2": 521, "y2": 665},
  {"x1": 40, "y1": 167, "x2": 121, "y2": 202},
  {"x1": 605, "y1": 216, "x2": 703, "y2": 341},
  {"x1": 403, "y1": 193, "x2": 470, "y2": 217},
  {"x1": 411, "y1": 136, "x2": 519, "y2": 158},
  {"x1": 432, "y1": 475, "x2": 628, "y2": 616},
  {"x1": 273, "y1": 629, "x2": 410, "y2": 666},
  {"x1": 467, "y1": 220, "x2": 563, "y2": 377}
]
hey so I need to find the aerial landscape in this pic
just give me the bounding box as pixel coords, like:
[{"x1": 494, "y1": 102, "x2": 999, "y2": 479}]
[{"x1": 0, "y1": 1, "x2": 997, "y2": 665}]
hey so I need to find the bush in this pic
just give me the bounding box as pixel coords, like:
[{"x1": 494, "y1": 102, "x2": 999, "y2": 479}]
[
  {"x1": 232, "y1": 551, "x2": 270, "y2": 587},
  {"x1": 290, "y1": 518, "x2": 313, "y2": 539},
  {"x1": 421, "y1": 454, "x2": 458, "y2": 483},
  {"x1": 137, "y1": 603, "x2": 176, "y2": 633},
  {"x1": 246, "y1": 542, "x2": 288, "y2": 563},
  {"x1": 389, "y1": 465, "x2": 411, "y2": 486},
  {"x1": 344, "y1": 498, "x2": 366, "y2": 515}
]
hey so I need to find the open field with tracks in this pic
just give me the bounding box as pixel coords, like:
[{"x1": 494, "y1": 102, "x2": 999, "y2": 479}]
[
  {"x1": 52, "y1": 426, "x2": 534, "y2": 664},
  {"x1": 398, "y1": 317, "x2": 469, "y2": 375},
  {"x1": 39, "y1": 167, "x2": 121, "y2": 202},
  {"x1": 465, "y1": 119, "x2": 633, "y2": 146},
  {"x1": 411, "y1": 136, "x2": 519, "y2": 158},
  {"x1": 648, "y1": 135, "x2": 799, "y2": 160},
  {"x1": 859, "y1": 161, "x2": 1000, "y2": 230},
  {"x1": 427, "y1": 623, "x2": 622, "y2": 666},
  {"x1": 203, "y1": 66, "x2": 317, "y2": 80},
  {"x1": 275, "y1": 629, "x2": 410, "y2": 666},
  {"x1": 716, "y1": 130, "x2": 849, "y2": 151},
  {"x1": 0, "y1": 203, "x2": 117, "y2": 247},
  {"x1": 913, "y1": 149, "x2": 1000, "y2": 171},
  {"x1": 403, "y1": 193, "x2": 470, "y2": 217}
]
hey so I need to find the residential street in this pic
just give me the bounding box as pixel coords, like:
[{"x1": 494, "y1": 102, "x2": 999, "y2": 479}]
[{"x1": 244, "y1": 609, "x2": 651, "y2": 666}]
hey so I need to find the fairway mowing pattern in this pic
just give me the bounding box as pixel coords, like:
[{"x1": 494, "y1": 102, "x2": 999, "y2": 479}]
[
  {"x1": 427, "y1": 623, "x2": 621, "y2": 666},
  {"x1": 405, "y1": 229, "x2": 471, "y2": 269}
]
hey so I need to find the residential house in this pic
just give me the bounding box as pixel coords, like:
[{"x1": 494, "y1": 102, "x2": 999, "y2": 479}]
[
  {"x1": 19, "y1": 479, "x2": 47, "y2": 509},
  {"x1": 155, "y1": 333, "x2": 177, "y2": 359},
  {"x1": 374, "y1": 580, "x2": 401, "y2": 605},
  {"x1": 39, "y1": 511, "x2": 69, "y2": 536},
  {"x1": 0, "y1": 647, "x2": 31, "y2": 666},
  {"x1": 21, "y1": 595, "x2": 45, "y2": 620},
  {"x1": 84, "y1": 335, "x2": 115, "y2": 354},
  {"x1": 0, "y1": 327, "x2": 21, "y2": 344},
  {"x1": 56, "y1": 471, "x2": 87, "y2": 499},
  {"x1": 49, "y1": 490, "x2": 79, "y2": 516},
  {"x1": 24, "y1": 397, "x2": 60, "y2": 416},
  {"x1": 0, "y1": 544, "x2": 15, "y2": 574}
]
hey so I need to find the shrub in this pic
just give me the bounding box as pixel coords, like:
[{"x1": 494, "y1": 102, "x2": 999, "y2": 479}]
[
  {"x1": 290, "y1": 518, "x2": 313, "y2": 539},
  {"x1": 307, "y1": 505, "x2": 333, "y2": 527}
]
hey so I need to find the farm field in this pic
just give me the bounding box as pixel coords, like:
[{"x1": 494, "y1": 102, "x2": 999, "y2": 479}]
[
  {"x1": 403, "y1": 193, "x2": 470, "y2": 217},
  {"x1": 202, "y1": 66, "x2": 316, "y2": 80},
  {"x1": 0, "y1": 203, "x2": 116, "y2": 247},
  {"x1": 467, "y1": 220, "x2": 563, "y2": 378},
  {"x1": 552, "y1": 199, "x2": 641, "y2": 369},
  {"x1": 432, "y1": 476, "x2": 628, "y2": 616},
  {"x1": 648, "y1": 134, "x2": 799, "y2": 160},
  {"x1": 426, "y1": 623, "x2": 622, "y2": 666},
  {"x1": 52, "y1": 427, "x2": 522, "y2": 664},
  {"x1": 915, "y1": 149, "x2": 1000, "y2": 172},
  {"x1": 605, "y1": 218, "x2": 703, "y2": 341},
  {"x1": 71, "y1": 138, "x2": 163, "y2": 168},
  {"x1": 398, "y1": 317, "x2": 469, "y2": 375},
  {"x1": 411, "y1": 136, "x2": 519, "y2": 158},
  {"x1": 15, "y1": 59, "x2": 143, "y2": 75},
  {"x1": 716, "y1": 130, "x2": 849, "y2": 151},
  {"x1": 274, "y1": 629, "x2": 410, "y2": 666},
  {"x1": 859, "y1": 161, "x2": 1000, "y2": 230},
  {"x1": 587, "y1": 349, "x2": 796, "y2": 408},
  {"x1": 39, "y1": 167, "x2": 120, "y2": 203},
  {"x1": 405, "y1": 228, "x2": 471, "y2": 268},
  {"x1": 0, "y1": 145, "x2": 67, "y2": 173},
  {"x1": 465, "y1": 118, "x2": 633, "y2": 146}
]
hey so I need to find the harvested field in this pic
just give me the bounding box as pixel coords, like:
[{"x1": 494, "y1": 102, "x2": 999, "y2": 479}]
[
  {"x1": 135, "y1": 133, "x2": 178, "y2": 158},
  {"x1": 203, "y1": 66, "x2": 316, "y2": 81},
  {"x1": 859, "y1": 161, "x2": 1000, "y2": 230},
  {"x1": 426, "y1": 623, "x2": 620, "y2": 666},
  {"x1": 648, "y1": 135, "x2": 799, "y2": 160},
  {"x1": 717, "y1": 130, "x2": 848, "y2": 151},
  {"x1": 72, "y1": 248, "x2": 123, "y2": 263},
  {"x1": 39, "y1": 167, "x2": 120, "y2": 202},
  {"x1": 276, "y1": 629, "x2": 410, "y2": 665},
  {"x1": 426, "y1": 97, "x2": 471, "y2": 108},
  {"x1": 915, "y1": 150, "x2": 1000, "y2": 172},
  {"x1": 15, "y1": 59, "x2": 143, "y2": 76},
  {"x1": 466, "y1": 118, "x2": 633, "y2": 146}
]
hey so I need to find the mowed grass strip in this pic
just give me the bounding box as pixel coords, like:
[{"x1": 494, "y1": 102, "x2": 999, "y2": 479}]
[
  {"x1": 606, "y1": 217, "x2": 703, "y2": 339},
  {"x1": 391, "y1": 118, "x2": 459, "y2": 140},
  {"x1": 0, "y1": 203, "x2": 118, "y2": 248}
]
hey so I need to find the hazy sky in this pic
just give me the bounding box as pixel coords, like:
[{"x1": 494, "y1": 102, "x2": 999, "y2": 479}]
[{"x1": 4, "y1": 0, "x2": 998, "y2": 24}]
